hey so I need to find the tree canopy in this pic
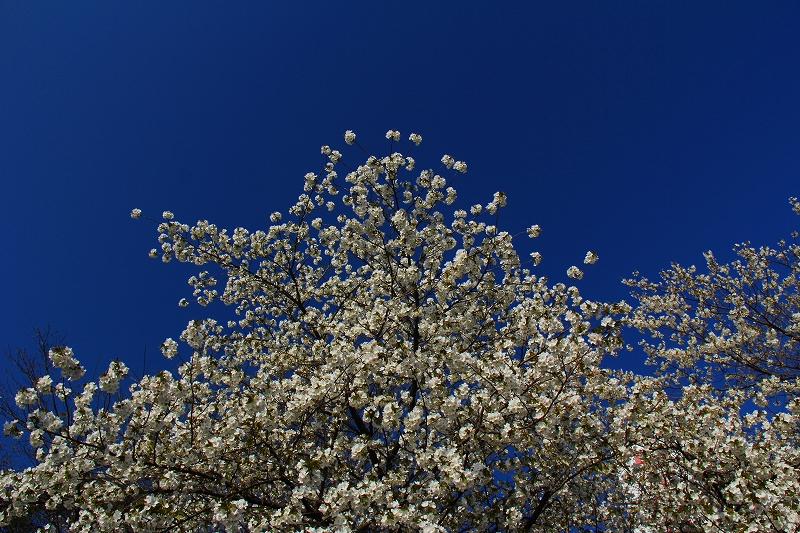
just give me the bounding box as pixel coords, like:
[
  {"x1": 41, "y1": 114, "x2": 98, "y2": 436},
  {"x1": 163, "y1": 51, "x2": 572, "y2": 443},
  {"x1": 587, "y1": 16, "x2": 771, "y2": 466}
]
[{"x1": 2, "y1": 131, "x2": 798, "y2": 532}]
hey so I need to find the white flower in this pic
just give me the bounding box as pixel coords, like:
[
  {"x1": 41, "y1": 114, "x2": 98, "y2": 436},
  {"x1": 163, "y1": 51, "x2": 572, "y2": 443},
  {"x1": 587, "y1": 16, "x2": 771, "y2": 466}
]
[
  {"x1": 530, "y1": 252, "x2": 542, "y2": 266},
  {"x1": 406, "y1": 157, "x2": 415, "y2": 171},
  {"x1": 99, "y1": 360, "x2": 129, "y2": 393},
  {"x1": 344, "y1": 130, "x2": 356, "y2": 145},
  {"x1": 567, "y1": 265, "x2": 584, "y2": 280},
  {"x1": 445, "y1": 187, "x2": 457, "y2": 205},
  {"x1": 29, "y1": 429, "x2": 44, "y2": 448},
  {"x1": 162, "y1": 211, "x2": 174, "y2": 220},
  {"x1": 441, "y1": 155, "x2": 455, "y2": 168},
  {"x1": 40, "y1": 412, "x2": 62, "y2": 432},
  {"x1": 98, "y1": 375, "x2": 117, "y2": 393},
  {"x1": 584, "y1": 250, "x2": 599, "y2": 264},
  {"x1": 270, "y1": 211, "x2": 282, "y2": 222},
  {"x1": 386, "y1": 129, "x2": 400, "y2": 141},
  {"x1": 160, "y1": 338, "x2": 179, "y2": 359},
  {"x1": 149, "y1": 248, "x2": 158, "y2": 258},
  {"x1": 15, "y1": 388, "x2": 38, "y2": 407},
  {"x1": 409, "y1": 132, "x2": 422, "y2": 145},
  {"x1": 48, "y1": 346, "x2": 85, "y2": 381},
  {"x1": 130, "y1": 208, "x2": 142, "y2": 219},
  {"x1": 3, "y1": 420, "x2": 20, "y2": 437},
  {"x1": 453, "y1": 161, "x2": 467, "y2": 173},
  {"x1": 35, "y1": 375, "x2": 53, "y2": 394},
  {"x1": 527, "y1": 225, "x2": 541, "y2": 238}
]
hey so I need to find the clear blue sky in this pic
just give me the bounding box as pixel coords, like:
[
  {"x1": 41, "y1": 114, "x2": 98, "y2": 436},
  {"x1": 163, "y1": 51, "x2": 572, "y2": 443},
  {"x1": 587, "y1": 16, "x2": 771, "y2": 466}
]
[{"x1": 1, "y1": 2, "x2": 799, "y2": 378}]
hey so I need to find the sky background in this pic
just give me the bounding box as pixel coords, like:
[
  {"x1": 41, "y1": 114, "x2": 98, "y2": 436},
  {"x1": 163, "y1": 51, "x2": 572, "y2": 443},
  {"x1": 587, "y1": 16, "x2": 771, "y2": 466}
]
[{"x1": 1, "y1": 2, "x2": 799, "y2": 382}]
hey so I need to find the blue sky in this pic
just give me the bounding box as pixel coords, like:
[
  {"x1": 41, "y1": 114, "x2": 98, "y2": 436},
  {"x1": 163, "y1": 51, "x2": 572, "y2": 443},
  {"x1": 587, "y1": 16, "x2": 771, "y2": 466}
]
[{"x1": 1, "y1": 2, "x2": 799, "y2": 379}]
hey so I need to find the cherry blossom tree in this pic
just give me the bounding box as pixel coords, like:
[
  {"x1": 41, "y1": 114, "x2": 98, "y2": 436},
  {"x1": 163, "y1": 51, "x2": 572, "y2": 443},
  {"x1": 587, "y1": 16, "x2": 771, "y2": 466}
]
[
  {"x1": 0, "y1": 327, "x2": 76, "y2": 533},
  {"x1": 3, "y1": 130, "x2": 797, "y2": 532},
  {"x1": 0, "y1": 131, "x2": 632, "y2": 532},
  {"x1": 618, "y1": 205, "x2": 800, "y2": 532},
  {"x1": 625, "y1": 205, "x2": 800, "y2": 403}
]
